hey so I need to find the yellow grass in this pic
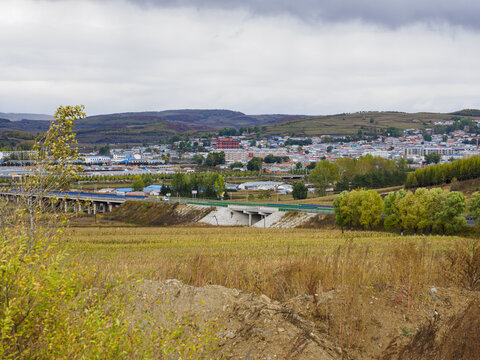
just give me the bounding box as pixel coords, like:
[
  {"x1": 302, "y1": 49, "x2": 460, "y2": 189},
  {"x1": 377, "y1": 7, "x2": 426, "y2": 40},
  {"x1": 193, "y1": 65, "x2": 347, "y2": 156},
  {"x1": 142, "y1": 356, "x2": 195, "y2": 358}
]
[
  {"x1": 64, "y1": 226, "x2": 465, "y2": 299},
  {"x1": 62, "y1": 225, "x2": 480, "y2": 351}
]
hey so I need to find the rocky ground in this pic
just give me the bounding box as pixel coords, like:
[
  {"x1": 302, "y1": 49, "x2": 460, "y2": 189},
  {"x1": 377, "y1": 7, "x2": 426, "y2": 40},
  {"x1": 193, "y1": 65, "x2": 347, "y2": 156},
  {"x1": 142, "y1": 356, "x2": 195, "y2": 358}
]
[{"x1": 133, "y1": 280, "x2": 480, "y2": 360}]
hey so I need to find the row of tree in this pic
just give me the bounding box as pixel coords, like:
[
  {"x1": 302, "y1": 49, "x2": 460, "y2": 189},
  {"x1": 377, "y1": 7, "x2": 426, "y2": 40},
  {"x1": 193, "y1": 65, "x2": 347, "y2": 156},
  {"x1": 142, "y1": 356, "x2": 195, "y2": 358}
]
[
  {"x1": 170, "y1": 172, "x2": 225, "y2": 199},
  {"x1": 75, "y1": 169, "x2": 265, "y2": 184},
  {"x1": 218, "y1": 126, "x2": 264, "y2": 136},
  {"x1": 310, "y1": 155, "x2": 409, "y2": 195},
  {"x1": 405, "y1": 155, "x2": 480, "y2": 188},
  {"x1": 333, "y1": 188, "x2": 477, "y2": 235}
]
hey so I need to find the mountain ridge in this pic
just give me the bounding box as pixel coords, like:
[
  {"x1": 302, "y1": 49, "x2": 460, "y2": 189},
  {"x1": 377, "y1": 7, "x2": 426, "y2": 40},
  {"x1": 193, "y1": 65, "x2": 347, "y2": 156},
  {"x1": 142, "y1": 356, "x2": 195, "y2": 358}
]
[
  {"x1": 0, "y1": 112, "x2": 52, "y2": 121},
  {"x1": 0, "y1": 108, "x2": 479, "y2": 145}
]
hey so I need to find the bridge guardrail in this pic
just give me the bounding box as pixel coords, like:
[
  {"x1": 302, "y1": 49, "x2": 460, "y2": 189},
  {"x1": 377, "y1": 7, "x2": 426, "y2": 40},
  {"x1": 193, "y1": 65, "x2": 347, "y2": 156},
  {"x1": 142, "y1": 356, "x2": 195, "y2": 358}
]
[{"x1": 1, "y1": 190, "x2": 335, "y2": 214}]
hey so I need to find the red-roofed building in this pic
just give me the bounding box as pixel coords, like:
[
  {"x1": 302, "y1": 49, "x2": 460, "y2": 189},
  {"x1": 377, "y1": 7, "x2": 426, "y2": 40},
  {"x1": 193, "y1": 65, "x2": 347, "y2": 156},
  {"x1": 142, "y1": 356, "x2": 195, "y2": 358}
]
[{"x1": 216, "y1": 138, "x2": 240, "y2": 149}]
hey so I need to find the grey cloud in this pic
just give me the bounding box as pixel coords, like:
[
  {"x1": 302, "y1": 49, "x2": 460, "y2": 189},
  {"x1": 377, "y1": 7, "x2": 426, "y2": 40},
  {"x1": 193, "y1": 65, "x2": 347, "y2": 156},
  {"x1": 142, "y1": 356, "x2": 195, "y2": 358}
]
[
  {"x1": 3, "y1": 0, "x2": 480, "y2": 115},
  {"x1": 127, "y1": 0, "x2": 480, "y2": 29}
]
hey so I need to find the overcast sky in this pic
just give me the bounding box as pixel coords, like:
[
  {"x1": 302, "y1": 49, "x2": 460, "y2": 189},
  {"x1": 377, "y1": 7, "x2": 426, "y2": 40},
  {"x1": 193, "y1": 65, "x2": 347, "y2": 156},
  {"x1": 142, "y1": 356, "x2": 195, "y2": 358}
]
[{"x1": 1, "y1": 0, "x2": 479, "y2": 116}]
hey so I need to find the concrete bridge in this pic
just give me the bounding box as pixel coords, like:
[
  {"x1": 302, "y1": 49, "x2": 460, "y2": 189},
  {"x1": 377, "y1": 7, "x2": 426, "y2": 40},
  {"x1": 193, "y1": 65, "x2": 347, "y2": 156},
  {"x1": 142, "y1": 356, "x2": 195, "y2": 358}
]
[
  {"x1": 228, "y1": 205, "x2": 279, "y2": 227},
  {"x1": 199, "y1": 205, "x2": 293, "y2": 227},
  {"x1": 0, "y1": 190, "x2": 125, "y2": 214}
]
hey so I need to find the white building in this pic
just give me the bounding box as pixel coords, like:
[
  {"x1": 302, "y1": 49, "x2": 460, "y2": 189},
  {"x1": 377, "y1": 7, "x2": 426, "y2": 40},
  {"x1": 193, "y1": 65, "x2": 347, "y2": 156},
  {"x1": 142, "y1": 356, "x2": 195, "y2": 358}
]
[{"x1": 83, "y1": 156, "x2": 111, "y2": 164}]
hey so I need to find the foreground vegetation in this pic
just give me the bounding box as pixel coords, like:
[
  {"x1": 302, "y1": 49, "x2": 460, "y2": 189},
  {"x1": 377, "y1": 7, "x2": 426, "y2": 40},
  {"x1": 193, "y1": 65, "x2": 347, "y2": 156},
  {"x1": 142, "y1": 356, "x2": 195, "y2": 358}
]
[
  {"x1": 65, "y1": 226, "x2": 480, "y2": 297},
  {"x1": 65, "y1": 225, "x2": 480, "y2": 352},
  {"x1": 0, "y1": 106, "x2": 223, "y2": 359}
]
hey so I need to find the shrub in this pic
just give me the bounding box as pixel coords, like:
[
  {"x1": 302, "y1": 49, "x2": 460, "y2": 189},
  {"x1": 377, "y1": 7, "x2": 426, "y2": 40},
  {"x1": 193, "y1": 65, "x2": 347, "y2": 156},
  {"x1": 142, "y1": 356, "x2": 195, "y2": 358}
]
[
  {"x1": 292, "y1": 182, "x2": 308, "y2": 200},
  {"x1": 444, "y1": 239, "x2": 480, "y2": 291}
]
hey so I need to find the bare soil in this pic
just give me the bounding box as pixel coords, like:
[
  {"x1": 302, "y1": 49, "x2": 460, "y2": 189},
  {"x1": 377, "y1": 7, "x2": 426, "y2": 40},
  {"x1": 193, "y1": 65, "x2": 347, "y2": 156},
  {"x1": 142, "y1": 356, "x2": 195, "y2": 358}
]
[
  {"x1": 102, "y1": 201, "x2": 214, "y2": 226},
  {"x1": 133, "y1": 280, "x2": 479, "y2": 360}
]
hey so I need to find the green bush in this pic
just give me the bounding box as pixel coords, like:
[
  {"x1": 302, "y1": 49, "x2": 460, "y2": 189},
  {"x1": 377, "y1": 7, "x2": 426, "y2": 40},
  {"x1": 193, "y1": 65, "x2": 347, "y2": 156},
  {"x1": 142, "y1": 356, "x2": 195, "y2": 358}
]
[{"x1": 292, "y1": 182, "x2": 308, "y2": 200}]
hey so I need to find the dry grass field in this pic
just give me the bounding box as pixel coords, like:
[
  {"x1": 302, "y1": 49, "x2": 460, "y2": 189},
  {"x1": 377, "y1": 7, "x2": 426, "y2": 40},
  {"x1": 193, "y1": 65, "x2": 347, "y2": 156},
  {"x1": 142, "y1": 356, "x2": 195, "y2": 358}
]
[
  {"x1": 62, "y1": 225, "x2": 480, "y2": 359},
  {"x1": 64, "y1": 226, "x2": 470, "y2": 300}
]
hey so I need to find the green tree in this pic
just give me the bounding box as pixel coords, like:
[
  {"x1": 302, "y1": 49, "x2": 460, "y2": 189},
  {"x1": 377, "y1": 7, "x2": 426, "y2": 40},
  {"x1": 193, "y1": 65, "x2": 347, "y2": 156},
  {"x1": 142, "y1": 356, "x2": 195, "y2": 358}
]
[
  {"x1": 171, "y1": 173, "x2": 189, "y2": 196},
  {"x1": 359, "y1": 190, "x2": 383, "y2": 230},
  {"x1": 310, "y1": 160, "x2": 339, "y2": 196},
  {"x1": 292, "y1": 182, "x2": 308, "y2": 200},
  {"x1": 383, "y1": 189, "x2": 407, "y2": 231},
  {"x1": 132, "y1": 175, "x2": 145, "y2": 191},
  {"x1": 425, "y1": 152, "x2": 441, "y2": 164},
  {"x1": 141, "y1": 173, "x2": 154, "y2": 188},
  {"x1": 385, "y1": 127, "x2": 403, "y2": 137},
  {"x1": 214, "y1": 175, "x2": 225, "y2": 198},
  {"x1": 405, "y1": 172, "x2": 418, "y2": 188},
  {"x1": 468, "y1": 192, "x2": 480, "y2": 226},
  {"x1": 333, "y1": 189, "x2": 382, "y2": 230},
  {"x1": 334, "y1": 176, "x2": 350, "y2": 192},
  {"x1": 98, "y1": 144, "x2": 110, "y2": 156},
  {"x1": 205, "y1": 152, "x2": 225, "y2": 167},
  {"x1": 30, "y1": 105, "x2": 84, "y2": 192},
  {"x1": 193, "y1": 154, "x2": 204, "y2": 165},
  {"x1": 247, "y1": 157, "x2": 262, "y2": 171},
  {"x1": 423, "y1": 133, "x2": 432, "y2": 142},
  {"x1": 434, "y1": 191, "x2": 466, "y2": 234},
  {"x1": 229, "y1": 161, "x2": 244, "y2": 169}
]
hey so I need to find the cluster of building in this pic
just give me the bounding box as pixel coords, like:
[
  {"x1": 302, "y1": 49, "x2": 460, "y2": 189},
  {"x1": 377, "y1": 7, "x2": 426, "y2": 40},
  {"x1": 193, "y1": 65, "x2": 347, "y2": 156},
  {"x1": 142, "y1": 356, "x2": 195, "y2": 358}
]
[
  {"x1": 178, "y1": 130, "x2": 480, "y2": 170},
  {"x1": 2, "y1": 127, "x2": 480, "y2": 178}
]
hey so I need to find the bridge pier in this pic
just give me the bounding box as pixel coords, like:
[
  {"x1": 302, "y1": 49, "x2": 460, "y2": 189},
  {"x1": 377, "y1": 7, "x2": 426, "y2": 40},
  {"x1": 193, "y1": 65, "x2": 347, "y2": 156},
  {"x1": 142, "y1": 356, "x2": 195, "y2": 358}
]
[{"x1": 0, "y1": 191, "x2": 125, "y2": 215}]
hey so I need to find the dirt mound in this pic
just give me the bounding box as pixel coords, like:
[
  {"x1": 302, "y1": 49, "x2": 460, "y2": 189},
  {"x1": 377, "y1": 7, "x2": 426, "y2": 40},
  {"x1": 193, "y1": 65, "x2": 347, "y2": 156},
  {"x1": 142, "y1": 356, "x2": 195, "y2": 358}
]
[
  {"x1": 132, "y1": 280, "x2": 479, "y2": 360},
  {"x1": 439, "y1": 299, "x2": 480, "y2": 359},
  {"x1": 104, "y1": 201, "x2": 214, "y2": 226},
  {"x1": 135, "y1": 280, "x2": 345, "y2": 360},
  {"x1": 381, "y1": 299, "x2": 480, "y2": 360},
  {"x1": 299, "y1": 214, "x2": 336, "y2": 229}
]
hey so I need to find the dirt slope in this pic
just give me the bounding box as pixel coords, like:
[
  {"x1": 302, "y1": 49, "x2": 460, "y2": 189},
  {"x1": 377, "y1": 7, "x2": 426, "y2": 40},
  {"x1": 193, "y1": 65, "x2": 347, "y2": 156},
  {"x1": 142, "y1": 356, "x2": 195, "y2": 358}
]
[
  {"x1": 133, "y1": 280, "x2": 478, "y2": 360},
  {"x1": 104, "y1": 201, "x2": 214, "y2": 226},
  {"x1": 381, "y1": 299, "x2": 480, "y2": 360},
  {"x1": 136, "y1": 279, "x2": 345, "y2": 360}
]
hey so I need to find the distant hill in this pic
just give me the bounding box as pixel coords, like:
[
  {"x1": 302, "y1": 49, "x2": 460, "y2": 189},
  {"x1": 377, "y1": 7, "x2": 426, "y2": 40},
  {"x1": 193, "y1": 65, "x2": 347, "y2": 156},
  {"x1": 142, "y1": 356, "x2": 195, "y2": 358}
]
[
  {"x1": 1, "y1": 108, "x2": 479, "y2": 145},
  {"x1": 0, "y1": 112, "x2": 52, "y2": 121},
  {"x1": 0, "y1": 109, "x2": 305, "y2": 145},
  {"x1": 263, "y1": 110, "x2": 480, "y2": 136},
  {"x1": 77, "y1": 110, "x2": 301, "y2": 130},
  {"x1": 0, "y1": 118, "x2": 50, "y2": 133},
  {"x1": 450, "y1": 109, "x2": 480, "y2": 117},
  {"x1": 71, "y1": 110, "x2": 306, "y2": 144}
]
